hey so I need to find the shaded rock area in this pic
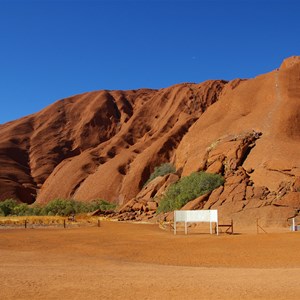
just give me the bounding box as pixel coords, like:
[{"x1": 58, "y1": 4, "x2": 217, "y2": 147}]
[{"x1": 0, "y1": 56, "x2": 299, "y2": 227}]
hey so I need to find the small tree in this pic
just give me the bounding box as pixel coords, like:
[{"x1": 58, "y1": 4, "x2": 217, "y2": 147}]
[
  {"x1": 144, "y1": 163, "x2": 176, "y2": 186},
  {"x1": 0, "y1": 199, "x2": 18, "y2": 216},
  {"x1": 157, "y1": 172, "x2": 224, "y2": 213},
  {"x1": 41, "y1": 198, "x2": 116, "y2": 216},
  {"x1": 90, "y1": 199, "x2": 116, "y2": 211},
  {"x1": 13, "y1": 203, "x2": 30, "y2": 216},
  {"x1": 42, "y1": 199, "x2": 81, "y2": 216}
]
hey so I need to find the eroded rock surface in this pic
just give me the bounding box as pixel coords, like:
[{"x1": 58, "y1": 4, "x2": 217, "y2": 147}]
[
  {"x1": 0, "y1": 81, "x2": 225, "y2": 204},
  {"x1": 0, "y1": 56, "x2": 299, "y2": 226},
  {"x1": 114, "y1": 131, "x2": 299, "y2": 225}
]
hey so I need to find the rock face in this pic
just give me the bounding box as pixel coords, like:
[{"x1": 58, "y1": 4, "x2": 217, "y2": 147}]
[
  {"x1": 172, "y1": 56, "x2": 300, "y2": 225},
  {"x1": 0, "y1": 81, "x2": 225, "y2": 204},
  {"x1": 115, "y1": 130, "x2": 299, "y2": 226},
  {"x1": 0, "y1": 56, "x2": 299, "y2": 226}
]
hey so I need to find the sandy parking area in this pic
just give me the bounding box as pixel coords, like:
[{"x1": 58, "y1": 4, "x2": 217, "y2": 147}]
[{"x1": 1, "y1": 221, "x2": 300, "y2": 299}]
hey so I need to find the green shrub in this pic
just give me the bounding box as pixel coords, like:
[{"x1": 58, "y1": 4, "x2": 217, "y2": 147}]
[
  {"x1": 157, "y1": 172, "x2": 224, "y2": 213},
  {"x1": 0, "y1": 199, "x2": 18, "y2": 216},
  {"x1": 145, "y1": 163, "x2": 176, "y2": 186},
  {"x1": 0, "y1": 197, "x2": 117, "y2": 216},
  {"x1": 42, "y1": 198, "x2": 86, "y2": 216},
  {"x1": 0, "y1": 199, "x2": 39, "y2": 216},
  {"x1": 24, "y1": 204, "x2": 43, "y2": 216},
  {"x1": 41, "y1": 198, "x2": 117, "y2": 216},
  {"x1": 12, "y1": 203, "x2": 30, "y2": 216},
  {"x1": 90, "y1": 199, "x2": 117, "y2": 211}
]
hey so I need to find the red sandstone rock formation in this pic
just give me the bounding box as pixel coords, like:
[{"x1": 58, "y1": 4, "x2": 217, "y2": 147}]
[
  {"x1": 0, "y1": 81, "x2": 225, "y2": 204},
  {"x1": 0, "y1": 56, "x2": 299, "y2": 225}
]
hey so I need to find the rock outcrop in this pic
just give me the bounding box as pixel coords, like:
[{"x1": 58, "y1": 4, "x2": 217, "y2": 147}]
[
  {"x1": 114, "y1": 130, "x2": 299, "y2": 226},
  {"x1": 0, "y1": 81, "x2": 225, "y2": 204},
  {"x1": 0, "y1": 56, "x2": 299, "y2": 226}
]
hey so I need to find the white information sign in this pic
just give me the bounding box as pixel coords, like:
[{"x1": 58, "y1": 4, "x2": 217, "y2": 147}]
[{"x1": 174, "y1": 210, "x2": 218, "y2": 235}]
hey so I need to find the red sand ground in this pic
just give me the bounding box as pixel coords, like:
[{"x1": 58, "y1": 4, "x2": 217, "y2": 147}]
[{"x1": 1, "y1": 221, "x2": 300, "y2": 299}]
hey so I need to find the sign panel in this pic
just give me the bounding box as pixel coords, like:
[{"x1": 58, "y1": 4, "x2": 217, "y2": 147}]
[{"x1": 174, "y1": 210, "x2": 218, "y2": 235}]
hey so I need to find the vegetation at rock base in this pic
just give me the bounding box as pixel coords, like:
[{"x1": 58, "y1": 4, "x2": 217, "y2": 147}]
[
  {"x1": 144, "y1": 163, "x2": 176, "y2": 186},
  {"x1": 0, "y1": 199, "x2": 18, "y2": 217},
  {"x1": 0, "y1": 198, "x2": 116, "y2": 217},
  {"x1": 89, "y1": 199, "x2": 117, "y2": 212},
  {"x1": 157, "y1": 171, "x2": 224, "y2": 213}
]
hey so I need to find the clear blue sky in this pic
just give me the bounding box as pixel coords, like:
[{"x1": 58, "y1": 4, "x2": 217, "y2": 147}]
[{"x1": 0, "y1": 0, "x2": 299, "y2": 124}]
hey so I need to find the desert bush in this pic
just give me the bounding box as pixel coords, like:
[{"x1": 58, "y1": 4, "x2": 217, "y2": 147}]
[
  {"x1": 41, "y1": 198, "x2": 117, "y2": 216},
  {"x1": 0, "y1": 198, "x2": 117, "y2": 217},
  {"x1": 89, "y1": 199, "x2": 117, "y2": 211},
  {"x1": 12, "y1": 203, "x2": 30, "y2": 216},
  {"x1": 144, "y1": 163, "x2": 176, "y2": 186},
  {"x1": 0, "y1": 199, "x2": 43, "y2": 216},
  {"x1": 0, "y1": 199, "x2": 18, "y2": 216},
  {"x1": 25, "y1": 204, "x2": 43, "y2": 216},
  {"x1": 157, "y1": 172, "x2": 224, "y2": 213},
  {"x1": 42, "y1": 198, "x2": 87, "y2": 216}
]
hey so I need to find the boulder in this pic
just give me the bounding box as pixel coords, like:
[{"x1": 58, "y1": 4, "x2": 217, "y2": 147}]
[
  {"x1": 132, "y1": 202, "x2": 145, "y2": 211},
  {"x1": 147, "y1": 201, "x2": 158, "y2": 211},
  {"x1": 273, "y1": 192, "x2": 300, "y2": 209},
  {"x1": 203, "y1": 186, "x2": 224, "y2": 209},
  {"x1": 118, "y1": 199, "x2": 137, "y2": 213},
  {"x1": 180, "y1": 193, "x2": 210, "y2": 210}
]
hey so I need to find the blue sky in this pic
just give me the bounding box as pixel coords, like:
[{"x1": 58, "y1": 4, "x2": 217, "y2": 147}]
[{"x1": 0, "y1": 0, "x2": 299, "y2": 124}]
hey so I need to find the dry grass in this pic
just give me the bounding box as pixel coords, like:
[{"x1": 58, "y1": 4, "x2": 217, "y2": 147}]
[{"x1": 0, "y1": 215, "x2": 107, "y2": 228}]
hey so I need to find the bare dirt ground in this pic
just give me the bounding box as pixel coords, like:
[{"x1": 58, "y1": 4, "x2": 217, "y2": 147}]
[{"x1": 1, "y1": 221, "x2": 300, "y2": 300}]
